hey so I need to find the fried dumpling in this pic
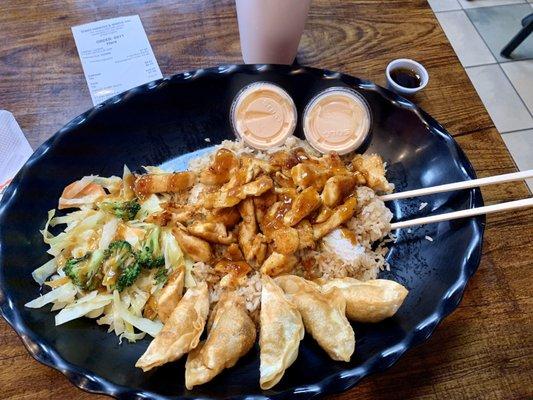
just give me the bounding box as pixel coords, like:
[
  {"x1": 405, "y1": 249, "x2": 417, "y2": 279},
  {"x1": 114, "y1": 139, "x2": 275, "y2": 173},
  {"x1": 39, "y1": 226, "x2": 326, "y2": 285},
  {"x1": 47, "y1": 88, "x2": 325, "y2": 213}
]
[
  {"x1": 321, "y1": 278, "x2": 408, "y2": 323},
  {"x1": 135, "y1": 282, "x2": 209, "y2": 372},
  {"x1": 275, "y1": 275, "x2": 355, "y2": 362},
  {"x1": 259, "y1": 275, "x2": 304, "y2": 389},
  {"x1": 185, "y1": 292, "x2": 256, "y2": 389}
]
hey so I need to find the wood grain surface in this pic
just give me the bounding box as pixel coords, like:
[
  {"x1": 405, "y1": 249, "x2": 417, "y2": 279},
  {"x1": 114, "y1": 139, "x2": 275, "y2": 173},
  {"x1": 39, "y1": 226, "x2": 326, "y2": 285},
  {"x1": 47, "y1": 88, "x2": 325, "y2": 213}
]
[{"x1": 0, "y1": 0, "x2": 532, "y2": 399}]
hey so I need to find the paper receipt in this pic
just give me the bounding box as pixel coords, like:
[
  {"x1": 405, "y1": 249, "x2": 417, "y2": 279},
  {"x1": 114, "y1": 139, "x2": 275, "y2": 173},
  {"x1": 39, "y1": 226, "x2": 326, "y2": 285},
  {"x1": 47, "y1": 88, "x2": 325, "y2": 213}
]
[
  {"x1": 0, "y1": 111, "x2": 33, "y2": 199},
  {"x1": 72, "y1": 15, "x2": 163, "y2": 105}
]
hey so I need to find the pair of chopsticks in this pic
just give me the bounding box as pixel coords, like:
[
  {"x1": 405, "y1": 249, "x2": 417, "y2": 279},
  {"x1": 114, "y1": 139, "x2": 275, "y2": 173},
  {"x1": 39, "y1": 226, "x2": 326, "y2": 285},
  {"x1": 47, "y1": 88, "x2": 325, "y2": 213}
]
[{"x1": 379, "y1": 170, "x2": 533, "y2": 230}]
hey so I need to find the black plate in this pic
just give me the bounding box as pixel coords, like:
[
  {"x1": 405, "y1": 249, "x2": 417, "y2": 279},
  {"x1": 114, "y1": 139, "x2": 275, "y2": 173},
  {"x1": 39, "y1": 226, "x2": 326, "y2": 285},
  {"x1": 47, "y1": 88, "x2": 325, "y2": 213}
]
[{"x1": 0, "y1": 64, "x2": 484, "y2": 399}]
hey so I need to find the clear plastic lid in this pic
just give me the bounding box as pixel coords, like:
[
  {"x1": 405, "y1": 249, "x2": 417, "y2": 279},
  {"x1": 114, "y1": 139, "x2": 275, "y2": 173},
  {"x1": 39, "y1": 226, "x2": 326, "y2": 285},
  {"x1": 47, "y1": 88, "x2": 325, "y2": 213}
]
[
  {"x1": 230, "y1": 82, "x2": 297, "y2": 150},
  {"x1": 303, "y1": 87, "x2": 372, "y2": 155}
]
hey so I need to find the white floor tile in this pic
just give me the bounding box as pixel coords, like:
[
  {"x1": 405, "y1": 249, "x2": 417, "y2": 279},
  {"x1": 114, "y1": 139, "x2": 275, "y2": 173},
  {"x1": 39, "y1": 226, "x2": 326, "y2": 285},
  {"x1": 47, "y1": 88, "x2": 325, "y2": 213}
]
[
  {"x1": 466, "y1": 64, "x2": 533, "y2": 132},
  {"x1": 428, "y1": 0, "x2": 462, "y2": 12},
  {"x1": 458, "y1": 0, "x2": 525, "y2": 9},
  {"x1": 501, "y1": 129, "x2": 533, "y2": 191},
  {"x1": 501, "y1": 61, "x2": 533, "y2": 114},
  {"x1": 436, "y1": 11, "x2": 496, "y2": 67}
]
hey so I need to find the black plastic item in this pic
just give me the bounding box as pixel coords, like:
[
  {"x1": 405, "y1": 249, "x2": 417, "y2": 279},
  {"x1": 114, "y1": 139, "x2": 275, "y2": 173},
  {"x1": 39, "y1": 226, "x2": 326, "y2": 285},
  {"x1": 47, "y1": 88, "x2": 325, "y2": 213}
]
[
  {"x1": 0, "y1": 64, "x2": 484, "y2": 400},
  {"x1": 501, "y1": 13, "x2": 533, "y2": 59}
]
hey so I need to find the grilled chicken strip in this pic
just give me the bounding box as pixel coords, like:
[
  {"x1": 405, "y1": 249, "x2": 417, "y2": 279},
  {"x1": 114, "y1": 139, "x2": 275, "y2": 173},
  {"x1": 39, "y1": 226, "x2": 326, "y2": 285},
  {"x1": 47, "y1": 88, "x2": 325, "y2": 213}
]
[
  {"x1": 314, "y1": 205, "x2": 333, "y2": 224},
  {"x1": 283, "y1": 187, "x2": 321, "y2": 227},
  {"x1": 203, "y1": 175, "x2": 274, "y2": 208},
  {"x1": 238, "y1": 175, "x2": 274, "y2": 198},
  {"x1": 238, "y1": 198, "x2": 268, "y2": 265},
  {"x1": 144, "y1": 210, "x2": 173, "y2": 226},
  {"x1": 319, "y1": 153, "x2": 350, "y2": 176},
  {"x1": 312, "y1": 197, "x2": 357, "y2": 240},
  {"x1": 202, "y1": 190, "x2": 241, "y2": 209},
  {"x1": 134, "y1": 172, "x2": 196, "y2": 197},
  {"x1": 261, "y1": 252, "x2": 299, "y2": 277},
  {"x1": 143, "y1": 265, "x2": 186, "y2": 322},
  {"x1": 241, "y1": 155, "x2": 277, "y2": 176},
  {"x1": 214, "y1": 259, "x2": 252, "y2": 288},
  {"x1": 223, "y1": 155, "x2": 274, "y2": 190},
  {"x1": 172, "y1": 227, "x2": 212, "y2": 263},
  {"x1": 253, "y1": 190, "x2": 278, "y2": 226},
  {"x1": 223, "y1": 243, "x2": 245, "y2": 261},
  {"x1": 322, "y1": 174, "x2": 359, "y2": 208},
  {"x1": 164, "y1": 204, "x2": 196, "y2": 224},
  {"x1": 290, "y1": 163, "x2": 328, "y2": 191},
  {"x1": 188, "y1": 222, "x2": 236, "y2": 245},
  {"x1": 352, "y1": 154, "x2": 392, "y2": 193},
  {"x1": 205, "y1": 207, "x2": 241, "y2": 228},
  {"x1": 199, "y1": 148, "x2": 239, "y2": 186},
  {"x1": 252, "y1": 234, "x2": 268, "y2": 266}
]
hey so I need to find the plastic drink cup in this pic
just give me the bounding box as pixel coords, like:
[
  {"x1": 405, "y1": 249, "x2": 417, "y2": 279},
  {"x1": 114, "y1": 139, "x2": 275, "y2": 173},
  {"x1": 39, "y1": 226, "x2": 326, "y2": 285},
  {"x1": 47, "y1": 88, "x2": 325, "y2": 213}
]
[{"x1": 235, "y1": 0, "x2": 312, "y2": 64}]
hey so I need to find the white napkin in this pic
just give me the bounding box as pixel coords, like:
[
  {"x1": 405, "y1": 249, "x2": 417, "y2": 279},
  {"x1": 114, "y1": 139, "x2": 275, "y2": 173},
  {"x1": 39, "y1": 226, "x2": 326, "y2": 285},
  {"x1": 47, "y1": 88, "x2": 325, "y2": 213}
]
[{"x1": 0, "y1": 111, "x2": 33, "y2": 199}]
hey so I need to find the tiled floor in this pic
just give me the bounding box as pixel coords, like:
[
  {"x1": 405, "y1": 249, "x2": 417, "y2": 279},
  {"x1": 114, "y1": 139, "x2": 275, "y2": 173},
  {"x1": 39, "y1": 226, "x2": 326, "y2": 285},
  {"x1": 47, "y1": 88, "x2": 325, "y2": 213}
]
[
  {"x1": 428, "y1": 0, "x2": 533, "y2": 191},
  {"x1": 467, "y1": 4, "x2": 533, "y2": 62}
]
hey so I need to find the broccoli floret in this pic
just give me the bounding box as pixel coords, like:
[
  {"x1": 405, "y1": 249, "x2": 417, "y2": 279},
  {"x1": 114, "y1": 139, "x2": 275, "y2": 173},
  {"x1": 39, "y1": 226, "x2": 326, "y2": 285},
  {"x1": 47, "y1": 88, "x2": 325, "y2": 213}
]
[
  {"x1": 137, "y1": 227, "x2": 164, "y2": 269},
  {"x1": 66, "y1": 241, "x2": 143, "y2": 292},
  {"x1": 101, "y1": 240, "x2": 139, "y2": 291},
  {"x1": 104, "y1": 240, "x2": 133, "y2": 260},
  {"x1": 116, "y1": 262, "x2": 142, "y2": 292},
  {"x1": 64, "y1": 250, "x2": 106, "y2": 290},
  {"x1": 99, "y1": 199, "x2": 140, "y2": 221},
  {"x1": 154, "y1": 267, "x2": 168, "y2": 285}
]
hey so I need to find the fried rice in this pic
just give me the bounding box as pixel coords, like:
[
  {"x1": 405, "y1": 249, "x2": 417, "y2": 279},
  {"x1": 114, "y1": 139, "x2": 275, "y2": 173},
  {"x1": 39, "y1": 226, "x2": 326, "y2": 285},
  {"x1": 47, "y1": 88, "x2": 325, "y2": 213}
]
[{"x1": 188, "y1": 137, "x2": 394, "y2": 314}]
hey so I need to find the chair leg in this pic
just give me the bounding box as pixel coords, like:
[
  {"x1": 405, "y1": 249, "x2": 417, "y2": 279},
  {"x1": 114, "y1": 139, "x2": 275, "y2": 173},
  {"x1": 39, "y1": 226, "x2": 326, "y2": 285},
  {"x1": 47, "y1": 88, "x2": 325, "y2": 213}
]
[{"x1": 501, "y1": 15, "x2": 533, "y2": 58}]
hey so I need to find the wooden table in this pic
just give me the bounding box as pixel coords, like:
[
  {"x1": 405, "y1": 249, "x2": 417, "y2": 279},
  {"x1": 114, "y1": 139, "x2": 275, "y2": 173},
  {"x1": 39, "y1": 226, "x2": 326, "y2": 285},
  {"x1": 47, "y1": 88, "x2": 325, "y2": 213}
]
[{"x1": 1, "y1": 0, "x2": 532, "y2": 399}]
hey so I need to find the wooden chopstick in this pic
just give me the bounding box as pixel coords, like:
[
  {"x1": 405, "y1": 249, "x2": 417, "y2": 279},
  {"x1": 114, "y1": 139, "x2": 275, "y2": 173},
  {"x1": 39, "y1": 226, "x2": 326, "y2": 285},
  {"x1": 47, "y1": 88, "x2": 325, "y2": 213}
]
[
  {"x1": 379, "y1": 170, "x2": 533, "y2": 202},
  {"x1": 390, "y1": 197, "x2": 533, "y2": 230}
]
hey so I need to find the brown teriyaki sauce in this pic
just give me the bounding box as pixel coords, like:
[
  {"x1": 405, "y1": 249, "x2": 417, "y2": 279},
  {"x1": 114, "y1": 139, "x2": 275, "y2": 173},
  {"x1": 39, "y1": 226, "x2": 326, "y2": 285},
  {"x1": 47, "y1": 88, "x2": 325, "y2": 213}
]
[{"x1": 390, "y1": 68, "x2": 422, "y2": 89}]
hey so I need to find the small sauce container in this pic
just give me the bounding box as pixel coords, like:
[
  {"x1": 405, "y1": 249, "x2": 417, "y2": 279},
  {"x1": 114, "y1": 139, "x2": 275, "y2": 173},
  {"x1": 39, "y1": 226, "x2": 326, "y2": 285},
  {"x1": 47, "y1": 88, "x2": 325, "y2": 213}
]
[
  {"x1": 230, "y1": 82, "x2": 297, "y2": 149},
  {"x1": 386, "y1": 58, "x2": 429, "y2": 96},
  {"x1": 303, "y1": 87, "x2": 372, "y2": 155}
]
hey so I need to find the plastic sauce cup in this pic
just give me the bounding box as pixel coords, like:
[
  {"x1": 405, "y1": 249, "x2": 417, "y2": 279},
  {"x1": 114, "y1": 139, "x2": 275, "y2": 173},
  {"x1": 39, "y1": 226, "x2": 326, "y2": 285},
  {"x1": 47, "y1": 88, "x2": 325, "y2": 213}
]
[
  {"x1": 303, "y1": 87, "x2": 372, "y2": 155},
  {"x1": 385, "y1": 58, "x2": 429, "y2": 96},
  {"x1": 231, "y1": 82, "x2": 297, "y2": 149}
]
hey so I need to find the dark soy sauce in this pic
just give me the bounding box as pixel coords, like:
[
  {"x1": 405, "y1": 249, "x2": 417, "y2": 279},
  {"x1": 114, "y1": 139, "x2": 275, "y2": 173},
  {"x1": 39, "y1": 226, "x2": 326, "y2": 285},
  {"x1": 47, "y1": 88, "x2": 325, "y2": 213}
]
[{"x1": 390, "y1": 68, "x2": 422, "y2": 89}]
